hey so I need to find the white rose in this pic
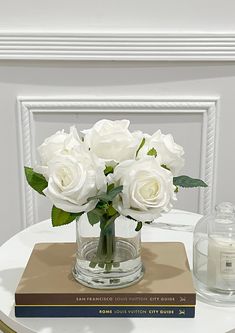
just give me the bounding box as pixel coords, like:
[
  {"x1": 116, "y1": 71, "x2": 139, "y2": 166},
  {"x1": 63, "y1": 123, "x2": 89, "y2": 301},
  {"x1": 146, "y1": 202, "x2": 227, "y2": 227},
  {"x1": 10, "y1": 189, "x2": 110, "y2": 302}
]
[
  {"x1": 82, "y1": 119, "x2": 142, "y2": 164},
  {"x1": 112, "y1": 156, "x2": 176, "y2": 222},
  {"x1": 35, "y1": 126, "x2": 82, "y2": 178},
  {"x1": 139, "y1": 130, "x2": 184, "y2": 176},
  {"x1": 43, "y1": 147, "x2": 106, "y2": 213}
]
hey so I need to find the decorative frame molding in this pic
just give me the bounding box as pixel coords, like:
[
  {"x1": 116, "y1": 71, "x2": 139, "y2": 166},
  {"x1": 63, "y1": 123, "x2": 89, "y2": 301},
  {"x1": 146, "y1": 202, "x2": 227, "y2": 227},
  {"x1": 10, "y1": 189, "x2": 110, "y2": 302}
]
[
  {"x1": 1, "y1": 33, "x2": 235, "y2": 61},
  {"x1": 18, "y1": 97, "x2": 219, "y2": 227}
]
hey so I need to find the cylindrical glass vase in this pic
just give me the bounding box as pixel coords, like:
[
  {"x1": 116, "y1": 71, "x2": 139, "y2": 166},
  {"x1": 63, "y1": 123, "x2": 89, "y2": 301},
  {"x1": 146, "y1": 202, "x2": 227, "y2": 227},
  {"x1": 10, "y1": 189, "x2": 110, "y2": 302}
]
[{"x1": 73, "y1": 214, "x2": 144, "y2": 289}]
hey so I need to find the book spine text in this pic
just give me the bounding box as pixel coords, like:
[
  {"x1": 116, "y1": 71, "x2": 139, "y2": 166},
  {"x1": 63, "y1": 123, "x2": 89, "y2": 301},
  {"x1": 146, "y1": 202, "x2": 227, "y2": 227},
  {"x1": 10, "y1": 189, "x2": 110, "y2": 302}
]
[{"x1": 15, "y1": 305, "x2": 195, "y2": 318}]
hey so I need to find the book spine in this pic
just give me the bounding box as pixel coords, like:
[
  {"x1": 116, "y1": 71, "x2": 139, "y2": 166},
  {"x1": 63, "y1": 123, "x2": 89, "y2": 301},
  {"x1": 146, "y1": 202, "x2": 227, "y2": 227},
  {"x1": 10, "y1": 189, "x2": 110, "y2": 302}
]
[
  {"x1": 15, "y1": 306, "x2": 195, "y2": 318},
  {"x1": 15, "y1": 293, "x2": 196, "y2": 306}
]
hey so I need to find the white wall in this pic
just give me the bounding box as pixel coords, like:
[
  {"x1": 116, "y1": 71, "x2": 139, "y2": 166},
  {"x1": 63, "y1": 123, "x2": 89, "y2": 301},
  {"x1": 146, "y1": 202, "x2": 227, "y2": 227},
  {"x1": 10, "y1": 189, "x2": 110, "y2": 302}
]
[
  {"x1": 0, "y1": 0, "x2": 235, "y2": 32},
  {"x1": 1, "y1": 1, "x2": 235, "y2": 245}
]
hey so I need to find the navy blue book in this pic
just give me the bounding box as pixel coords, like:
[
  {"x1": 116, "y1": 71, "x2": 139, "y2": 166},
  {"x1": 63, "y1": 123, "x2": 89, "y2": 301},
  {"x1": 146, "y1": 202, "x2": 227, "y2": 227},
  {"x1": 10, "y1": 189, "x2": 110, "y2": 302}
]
[
  {"x1": 15, "y1": 242, "x2": 196, "y2": 318},
  {"x1": 15, "y1": 305, "x2": 195, "y2": 318}
]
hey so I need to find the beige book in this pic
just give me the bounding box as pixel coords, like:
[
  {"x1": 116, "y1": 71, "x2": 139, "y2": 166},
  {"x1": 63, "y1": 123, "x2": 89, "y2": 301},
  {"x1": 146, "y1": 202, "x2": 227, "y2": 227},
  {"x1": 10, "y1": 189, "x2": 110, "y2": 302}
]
[{"x1": 15, "y1": 242, "x2": 196, "y2": 306}]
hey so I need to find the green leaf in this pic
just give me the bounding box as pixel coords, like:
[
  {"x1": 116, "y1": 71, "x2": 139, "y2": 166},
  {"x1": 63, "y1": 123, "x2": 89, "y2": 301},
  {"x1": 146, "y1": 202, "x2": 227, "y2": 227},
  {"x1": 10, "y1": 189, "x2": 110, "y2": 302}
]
[
  {"x1": 161, "y1": 164, "x2": 170, "y2": 171},
  {"x1": 147, "y1": 147, "x2": 157, "y2": 157},
  {"x1": 24, "y1": 167, "x2": 48, "y2": 195},
  {"x1": 106, "y1": 185, "x2": 123, "y2": 201},
  {"x1": 96, "y1": 201, "x2": 109, "y2": 210},
  {"x1": 87, "y1": 211, "x2": 100, "y2": 225},
  {"x1": 51, "y1": 206, "x2": 82, "y2": 227},
  {"x1": 104, "y1": 166, "x2": 114, "y2": 176},
  {"x1": 126, "y1": 215, "x2": 137, "y2": 222},
  {"x1": 135, "y1": 137, "x2": 145, "y2": 157},
  {"x1": 173, "y1": 175, "x2": 208, "y2": 188},
  {"x1": 144, "y1": 221, "x2": 153, "y2": 224},
  {"x1": 135, "y1": 221, "x2": 143, "y2": 231},
  {"x1": 88, "y1": 185, "x2": 123, "y2": 203},
  {"x1": 107, "y1": 183, "x2": 115, "y2": 193},
  {"x1": 87, "y1": 208, "x2": 104, "y2": 226},
  {"x1": 100, "y1": 213, "x2": 119, "y2": 232},
  {"x1": 87, "y1": 193, "x2": 105, "y2": 202},
  {"x1": 107, "y1": 205, "x2": 117, "y2": 217}
]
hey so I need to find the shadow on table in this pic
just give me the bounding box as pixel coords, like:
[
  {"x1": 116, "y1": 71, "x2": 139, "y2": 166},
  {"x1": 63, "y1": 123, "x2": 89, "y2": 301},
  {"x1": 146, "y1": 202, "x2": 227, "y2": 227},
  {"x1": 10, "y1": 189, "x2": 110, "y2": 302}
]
[{"x1": 10, "y1": 310, "x2": 135, "y2": 333}]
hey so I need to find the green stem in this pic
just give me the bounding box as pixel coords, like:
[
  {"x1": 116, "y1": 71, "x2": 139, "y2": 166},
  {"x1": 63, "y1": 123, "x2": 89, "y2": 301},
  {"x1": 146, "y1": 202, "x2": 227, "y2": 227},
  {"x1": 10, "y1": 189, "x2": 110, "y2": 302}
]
[
  {"x1": 92, "y1": 217, "x2": 116, "y2": 272},
  {"x1": 89, "y1": 212, "x2": 122, "y2": 272},
  {"x1": 107, "y1": 222, "x2": 115, "y2": 256}
]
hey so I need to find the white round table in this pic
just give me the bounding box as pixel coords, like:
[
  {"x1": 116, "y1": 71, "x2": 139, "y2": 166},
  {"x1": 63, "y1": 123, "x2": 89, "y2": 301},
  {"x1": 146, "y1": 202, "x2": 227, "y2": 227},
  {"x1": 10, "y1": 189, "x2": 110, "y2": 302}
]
[{"x1": 1, "y1": 209, "x2": 235, "y2": 333}]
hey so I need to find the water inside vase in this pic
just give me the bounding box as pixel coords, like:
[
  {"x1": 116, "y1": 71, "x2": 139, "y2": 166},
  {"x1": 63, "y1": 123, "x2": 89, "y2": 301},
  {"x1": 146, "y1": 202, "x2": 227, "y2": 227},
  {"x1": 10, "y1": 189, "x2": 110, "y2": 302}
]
[{"x1": 73, "y1": 237, "x2": 144, "y2": 289}]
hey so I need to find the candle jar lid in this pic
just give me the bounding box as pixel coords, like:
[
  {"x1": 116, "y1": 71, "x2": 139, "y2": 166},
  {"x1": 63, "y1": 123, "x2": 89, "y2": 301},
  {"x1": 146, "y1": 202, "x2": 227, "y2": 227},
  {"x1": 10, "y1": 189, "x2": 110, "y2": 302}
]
[{"x1": 193, "y1": 202, "x2": 235, "y2": 306}]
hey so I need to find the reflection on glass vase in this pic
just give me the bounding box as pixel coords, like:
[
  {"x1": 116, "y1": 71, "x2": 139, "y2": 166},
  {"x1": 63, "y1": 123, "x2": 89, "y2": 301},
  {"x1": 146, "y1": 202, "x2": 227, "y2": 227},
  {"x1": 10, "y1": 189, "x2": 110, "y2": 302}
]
[{"x1": 73, "y1": 214, "x2": 144, "y2": 289}]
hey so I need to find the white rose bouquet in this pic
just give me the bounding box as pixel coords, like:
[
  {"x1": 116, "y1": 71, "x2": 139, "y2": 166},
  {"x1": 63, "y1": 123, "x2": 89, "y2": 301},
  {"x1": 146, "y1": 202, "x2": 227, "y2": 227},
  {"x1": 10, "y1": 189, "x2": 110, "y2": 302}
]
[{"x1": 25, "y1": 119, "x2": 207, "y2": 269}]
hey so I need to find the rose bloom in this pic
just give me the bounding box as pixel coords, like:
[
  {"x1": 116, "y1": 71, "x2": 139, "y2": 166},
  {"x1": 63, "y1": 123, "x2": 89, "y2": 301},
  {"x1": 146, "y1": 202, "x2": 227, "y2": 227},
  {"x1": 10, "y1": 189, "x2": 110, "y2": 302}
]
[
  {"x1": 112, "y1": 156, "x2": 176, "y2": 222},
  {"x1": 139, "y1": 130, "x2": 185, "y2": 176},
  {"x1": 43, "y1": 146, "x2": 106, "y2": 213},
  {"x1": 34, "y1": 126, "x2": 82, "y2": 178},
  {"x1": 83, "y1": 119, "x2": 142, "y2": 164}
]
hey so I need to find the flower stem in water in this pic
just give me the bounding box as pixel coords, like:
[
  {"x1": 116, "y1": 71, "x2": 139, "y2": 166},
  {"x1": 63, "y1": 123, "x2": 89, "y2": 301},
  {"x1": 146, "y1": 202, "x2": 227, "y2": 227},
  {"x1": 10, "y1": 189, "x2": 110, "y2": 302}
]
[{"x1": 90, "y1": 218, "x2": 119, "y2": 271}]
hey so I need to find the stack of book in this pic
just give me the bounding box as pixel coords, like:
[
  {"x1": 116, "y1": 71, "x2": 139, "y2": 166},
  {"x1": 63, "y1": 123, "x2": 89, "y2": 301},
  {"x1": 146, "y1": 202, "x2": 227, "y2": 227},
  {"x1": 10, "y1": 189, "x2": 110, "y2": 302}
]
[{"x1": 15, "y1": 242, "x2": 196, "y2": 318}]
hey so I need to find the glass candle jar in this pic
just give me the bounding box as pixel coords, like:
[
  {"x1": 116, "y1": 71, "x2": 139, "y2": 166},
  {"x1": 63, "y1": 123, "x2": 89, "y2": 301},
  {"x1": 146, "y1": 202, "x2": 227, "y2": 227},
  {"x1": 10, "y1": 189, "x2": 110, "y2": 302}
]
[{"x1": 193, "y1": 202, "x2": 235, "y2": 306}]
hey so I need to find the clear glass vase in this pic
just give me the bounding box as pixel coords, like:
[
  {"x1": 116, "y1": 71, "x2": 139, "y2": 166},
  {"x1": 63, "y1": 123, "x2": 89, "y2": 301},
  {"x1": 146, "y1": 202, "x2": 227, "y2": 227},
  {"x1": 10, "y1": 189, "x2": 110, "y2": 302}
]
[{"x1": 73, "y1": 214, "x2": 144, "y2": 289}]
